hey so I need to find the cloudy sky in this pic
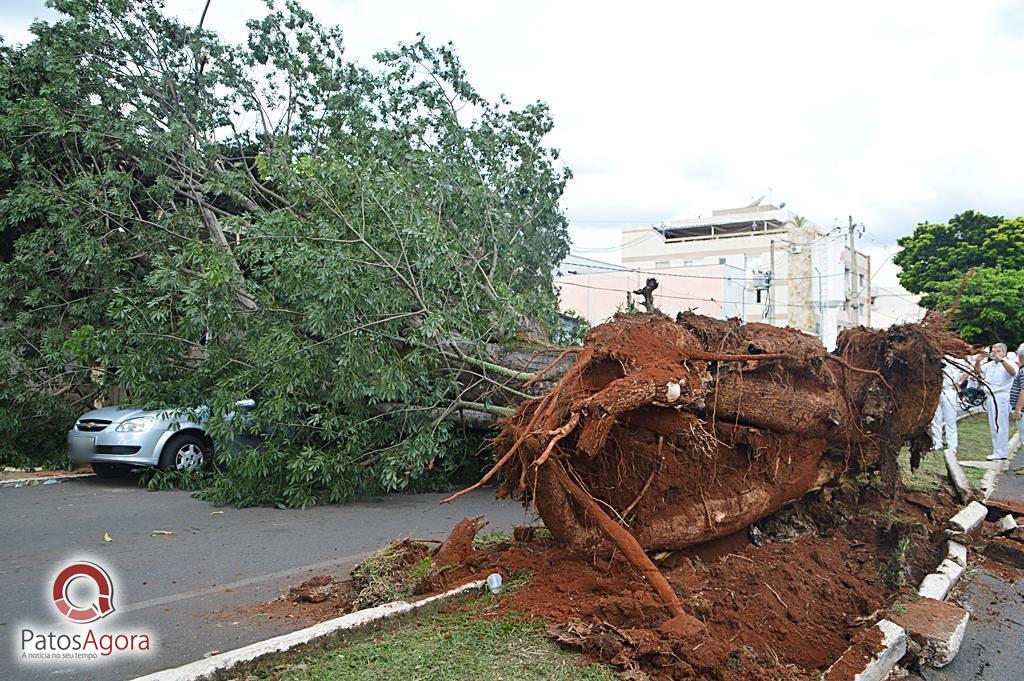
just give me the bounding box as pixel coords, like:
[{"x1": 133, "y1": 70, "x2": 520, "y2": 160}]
[{"x1": 4, "y1": 1, "x2": 1023, "y2": 284}]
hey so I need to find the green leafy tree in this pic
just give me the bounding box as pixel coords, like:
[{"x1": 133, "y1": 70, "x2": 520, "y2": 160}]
[
  {"x1": 893, "y1": 211, "x2": 1024, "y2": 344},
  {"x1": 0, "y1": 0, "x2": 571, "y2": 504}
]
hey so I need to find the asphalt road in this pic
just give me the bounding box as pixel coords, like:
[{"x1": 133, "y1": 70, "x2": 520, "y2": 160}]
[{"x1": 0, "y1": 475, "x2": 528, "y2": 681}]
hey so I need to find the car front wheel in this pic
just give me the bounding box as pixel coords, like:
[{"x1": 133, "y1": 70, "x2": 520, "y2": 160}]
[{"x1": 159, "y1": 433, "x2": 211, "y2": 472}]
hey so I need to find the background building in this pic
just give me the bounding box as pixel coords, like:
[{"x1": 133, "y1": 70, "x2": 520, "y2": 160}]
[
  {"x1": 556, "y1": 254, "x2": 748, "y2": 321},
  {"x1": 555, "y1": 202, "x2": 925, "y2": 349}
]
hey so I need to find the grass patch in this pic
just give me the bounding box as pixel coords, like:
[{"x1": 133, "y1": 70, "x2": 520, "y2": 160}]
[
  {"x1": 898, "y1": 447, "x2": 985, "y2": 493},
  {"x1": 244, "y1": 597, "x2": 616, "y2": 681},
  {"x1": 898, "y1": 411, "x2": 994, "y2": 493},
  {"x1": 473, "y1": 527, "x2": 553, "y2": 551},
  {"x1": 951, "y1": 412, "x2": 995, "y2": 461},
  {"x1": 473, "y1": 530, "x2": 515, "y2": 550}
]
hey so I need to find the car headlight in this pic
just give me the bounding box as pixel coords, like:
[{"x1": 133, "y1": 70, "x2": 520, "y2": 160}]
[{"x1": 115, "y1": 416, "x2": 156, "y2": 432}]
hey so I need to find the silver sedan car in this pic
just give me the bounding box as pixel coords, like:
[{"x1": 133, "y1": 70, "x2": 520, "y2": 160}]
[{"x1": 67, "y1": 400, "x2": 255, "y2": 478}]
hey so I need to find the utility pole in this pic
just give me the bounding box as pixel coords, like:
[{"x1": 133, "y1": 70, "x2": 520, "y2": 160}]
[
  {"x1": 847, "y1": 215, "x2": 860, "y2": 326},
  {"x1": 866, "y1": 254, "x2": 872, "y2": 327}
]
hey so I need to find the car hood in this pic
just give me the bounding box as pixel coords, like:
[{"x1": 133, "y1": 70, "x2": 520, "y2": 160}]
[
  {"x1": 76, "y1": 406, "x2": 200, "y2": 423},
  {"x1": 77, "y1": 406, "x2": 150, "y2": 423}
]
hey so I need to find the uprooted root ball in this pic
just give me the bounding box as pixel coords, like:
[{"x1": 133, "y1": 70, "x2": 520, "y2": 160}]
[{"x1": 472, "y1": 311, "x2": 970, "y2": 555}]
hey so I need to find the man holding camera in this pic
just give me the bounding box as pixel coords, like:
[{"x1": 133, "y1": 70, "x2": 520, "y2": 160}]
[{"x1": 975, "y1": 343, "x2": 1018, "y2": 461}]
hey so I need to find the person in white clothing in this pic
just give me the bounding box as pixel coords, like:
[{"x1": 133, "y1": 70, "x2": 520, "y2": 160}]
[
  {"x1": 931, "y1": 358, "x2": 964, "y2": 451},
  {"x1": 1012, "y1": 358, "x2": 1024, "y2": 460},
  {"x1": 975, "y1": 343, "x2": 1018, "y2": 461}
]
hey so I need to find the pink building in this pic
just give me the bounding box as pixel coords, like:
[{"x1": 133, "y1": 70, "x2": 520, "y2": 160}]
[{"x1": 556, "y1": 258, "x2": 751, "y2": 325}]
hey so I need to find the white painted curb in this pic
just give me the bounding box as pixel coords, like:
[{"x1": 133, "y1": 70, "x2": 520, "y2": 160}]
[
  {"x1": 935, "y1": 558, "x2": 964, "y2": 586},
  {"x1": 862, "y1": 620, "x2": 908, "y2": 681},
  {"x1": 825, "y1": 619, "x2": 907, "y2": 681},
  {"x1": 918, "y1": 573, "x2": 953, "y2": 601},
  {"x1": 996, "y1": 514, "x2": 1018, "y2": 534},
  {"x1": 903, "y1": 435, "x2": 1017, "y2": 672},
  {"x1": 948, "y1": 501, "x2": 988, "y2": 534},
  {"x1": 130, "y1": 579, "x2": 485, "y2": 681},
  {"x1": 931, "y1": 606, "x2": 970, "y2": 668},
  {"x1": 946, "y1": 541, "x2": 967, "y2": 567}
]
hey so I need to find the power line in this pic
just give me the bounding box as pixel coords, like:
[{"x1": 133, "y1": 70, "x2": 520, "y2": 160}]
[
  {"x1": 569, "y1": 218, "x2": 664, "y2": 224},
  {"x1": 562, "y1": 256, "x2": 850, "y2": 282},
  {"x1": 556, "y1": 280, "x2": 728, "y2": 305},
  {"x1": 555, "y1": 279, "x2": 824, "y2": 309},
  {"x1": 571, "y1": 230, "x2": 660, "y2": 253}
]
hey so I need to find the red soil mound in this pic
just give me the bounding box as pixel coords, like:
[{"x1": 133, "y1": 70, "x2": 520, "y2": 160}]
[{"x1": 438, "y1": 531, "x2": 887, "y2": 680}]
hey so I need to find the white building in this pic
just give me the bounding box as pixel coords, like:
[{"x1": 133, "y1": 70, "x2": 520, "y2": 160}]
[
  {"x1": 869, "y1": 284, "x2": 927, "y2": 327},
  {"x1": 619, "y1": 203, "x2": 871, "y2": 349}
]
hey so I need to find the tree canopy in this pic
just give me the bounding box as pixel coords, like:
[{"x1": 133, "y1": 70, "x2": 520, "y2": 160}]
[
  {"x1": 0, "y1": 0, "x2": 571, "y2": 505},
  {"x1": 893, "y1": 210, "x2": 1024, "y2": 345}
]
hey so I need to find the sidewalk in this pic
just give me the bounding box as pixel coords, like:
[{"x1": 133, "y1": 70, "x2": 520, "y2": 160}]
[
  {"x1": 0, "y1": 465, "x2": 93, "y2": 487},
  {"x1": 922, "y1": 449, "x2": 1024, "y2": 681}
]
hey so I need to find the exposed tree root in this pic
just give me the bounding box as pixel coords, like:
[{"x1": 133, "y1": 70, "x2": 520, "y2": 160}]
[{"x1": 446, "y1": 310, "x2": 972, "y2": 617}]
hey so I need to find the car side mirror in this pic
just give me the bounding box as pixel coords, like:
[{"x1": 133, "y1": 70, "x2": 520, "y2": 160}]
[{"x1": 235, "y1": 399, "x2": 256, "y2": 409}]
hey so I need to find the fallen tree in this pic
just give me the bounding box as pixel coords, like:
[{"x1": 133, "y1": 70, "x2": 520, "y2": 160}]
[
  {"x1": 445, "y1": 310, "x2": 972, "y2": 614},
  {"x1": 0, "y1": 0, "x2": 575, "y2": 502}
]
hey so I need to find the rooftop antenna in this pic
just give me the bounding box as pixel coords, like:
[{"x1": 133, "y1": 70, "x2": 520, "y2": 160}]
[{"x1": 746, "y1": 194, "x2": 765, "y2": 208}]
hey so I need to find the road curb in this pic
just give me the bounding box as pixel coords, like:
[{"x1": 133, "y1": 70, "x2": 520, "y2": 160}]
[
  {"x1": 824, "y1": 619, "x2": 907, "y2": 681},
  {"x1": 129, "y1": 579, "x2": 485, "y2": 681},
  {"x1": 0, "y1": 472, "x2": 95, "y2": 488},
  {"x1": 898, "y1": 439, "x2": 1024, "y2": 673},
  {"x1": 906, "y1": 499, "x2": 986, "y2": 659},
  {"x1": 833, "y1": 435, "x2": 1015, "y2": 678}
]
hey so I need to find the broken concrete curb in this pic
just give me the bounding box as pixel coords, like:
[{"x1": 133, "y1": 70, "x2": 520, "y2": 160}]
[
  {"x1": 129, "y1": 579, "x2": 485, "y2": 681},
  {"x1": 824, "y1": 619, "x2": 907, "y2": 681},
  {"x1": 918, "y1": 572, "x2": 953, "y2": 601},
  {"x1": 995, "y1": 514, "x2": 1018, "y2": 534},
  {"x1": 908, "y1": 495, "x2": 991, "y2": 669},
  {"x1": 935, "y1": 558, "x2": 965, "y2": 586},
  {"x1": 948, "y1": 501, "x2": 988, "y2": 534},
  {"x1": 946, "y1": 540, "x2": 967, "y2": 567},
  {"x1": 943, "y1": 448, "x2": 974, "y2": 503},
  {"x1": 889, "y1": 597, "x2": 969, "y2": 668}
]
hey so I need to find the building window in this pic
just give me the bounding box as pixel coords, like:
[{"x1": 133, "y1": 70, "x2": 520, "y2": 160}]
[
  {"x1": 654, "y1": 260, "x2": 670, "y2": 268},
  {"x1": 859, "y1": 273, "x2": 865, "y2": 287},
  {"x1": 683, "y1": 258, "x2": 703, "y2": 266},
  {"x1": 718, "y1": 257, "x2": 727, "y2": 264}
]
